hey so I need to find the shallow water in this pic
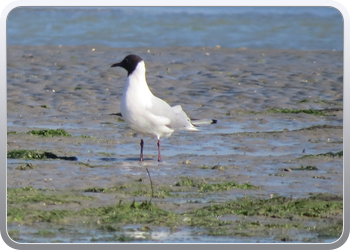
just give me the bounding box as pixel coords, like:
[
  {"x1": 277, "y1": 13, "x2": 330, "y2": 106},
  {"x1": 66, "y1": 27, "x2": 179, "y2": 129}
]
[{"x1": 7, "y1": 7, "x2": 343, "y2": 50}]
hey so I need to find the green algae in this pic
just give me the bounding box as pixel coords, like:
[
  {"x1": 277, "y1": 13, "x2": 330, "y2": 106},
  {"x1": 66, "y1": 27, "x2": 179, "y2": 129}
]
[
  {"x1": 7, "y1": 186, "x2": 94, "y2": 205},
  {"x1": 188, "y1": 193, "x2": 342, "y2": 219},
  {"x1": 175, "y1": 177, "x2": 195, "y2": 187},
  {"x1": 318, "y1": 151, "x2": 343, "y2": 157},
  {"x1": 7, "y1": 129, "x2": 96, "y2": 139},
  {"x1": 7, "y1": 186, "x2": 343, "y2": 241},
  {"x1": 175, "y1": 177, "x2": 259, "y2": 192},
  {"x1": 7, "y1": 131, "x2": 18, "y2": 135},
  {"x1": 84, "y1": 184, "x2": 173, "y2": 198},
  {"x1": 7, "y1": 207, "x2": 74, "y2": 224},
  {"x1": 298, "y1": 124, "x2": 342, "y2": 131},
  {"x1": 7, "y1": 187, "x2": 94, "y2": 224},
  {"x1": 199, "y1": 182, "x2": 259, "y2": 192},
  {"x1": 7, "y1": 149, "x2": 77, "y2": 161},
  {"x1": 27, "y1": 129, "x2": 71, "y2": 137},
  {"x1": 290, "y1": 165, "x2": 319, "y2": 171},
  {"x1": 298, "y1": 99, "x2": 309, "y2": 103},
  {"x1": 131, "y1": 187, "x2": 173, "y2": 198},
  {"x1": 78, "y1": 200, "x2": 180, "y2": 227},
  {"x1": 7, "y1": 149, "x2": 58, "y2": 160},
  {"x1": 299, "y1": 151, "x2": 343, "y2": 159},
  {"x1": 266, "y1": 108, "x2": 327, "y2": 116},
  {"x1": 80, "y1": 134, "x2": 95, "y2": 139}
]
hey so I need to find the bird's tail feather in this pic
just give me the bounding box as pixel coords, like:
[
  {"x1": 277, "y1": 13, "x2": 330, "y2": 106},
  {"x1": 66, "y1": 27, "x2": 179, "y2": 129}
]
[
  {"x1": 171, "y1": 105, "x2": 217, "y2": 127},
  {"x1": 191, "y1": 118, "x2": 217, "y2": 126}
]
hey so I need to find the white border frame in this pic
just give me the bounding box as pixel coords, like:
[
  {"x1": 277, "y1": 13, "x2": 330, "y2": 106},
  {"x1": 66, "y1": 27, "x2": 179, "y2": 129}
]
[{"x1": 1, "y1": 1, "x2": 348, "y2": 249}]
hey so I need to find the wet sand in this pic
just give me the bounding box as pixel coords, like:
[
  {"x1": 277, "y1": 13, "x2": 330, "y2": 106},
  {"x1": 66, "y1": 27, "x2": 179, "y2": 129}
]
[{"x1": 7, "y1": 45, "x2": 343, "y2": 243}]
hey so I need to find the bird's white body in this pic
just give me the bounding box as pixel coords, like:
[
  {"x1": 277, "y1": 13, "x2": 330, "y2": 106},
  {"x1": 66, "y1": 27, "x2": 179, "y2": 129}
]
[
  {"x1": 120, "y1": 61, "x2": 198, "y2": 140},
  {"x1": 112, "y1": 54, "x2": 213, "y2": 161}
]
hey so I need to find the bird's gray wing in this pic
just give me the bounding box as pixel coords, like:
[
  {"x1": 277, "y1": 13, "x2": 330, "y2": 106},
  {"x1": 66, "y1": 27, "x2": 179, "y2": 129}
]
[{"x1": 145, "y1": 97, "x2": 197, "y2": 131}]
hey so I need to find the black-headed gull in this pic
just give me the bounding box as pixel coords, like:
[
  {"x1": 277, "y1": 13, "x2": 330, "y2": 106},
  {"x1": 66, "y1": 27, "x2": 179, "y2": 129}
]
[{"x1": 111, "y1": 54, "x2": 215, "y2": 162}]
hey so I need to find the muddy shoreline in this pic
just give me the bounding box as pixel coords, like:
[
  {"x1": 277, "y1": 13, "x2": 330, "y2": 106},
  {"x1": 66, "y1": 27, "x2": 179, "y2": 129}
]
[{"x1": 7, "y1": 45, "x2": 343, "y2": 243}]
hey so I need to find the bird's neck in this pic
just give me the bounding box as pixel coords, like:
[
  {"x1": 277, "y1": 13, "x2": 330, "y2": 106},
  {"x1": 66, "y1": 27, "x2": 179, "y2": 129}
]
[{"x1": 125, "y1": 61, "x2": 153, "y2": 96}]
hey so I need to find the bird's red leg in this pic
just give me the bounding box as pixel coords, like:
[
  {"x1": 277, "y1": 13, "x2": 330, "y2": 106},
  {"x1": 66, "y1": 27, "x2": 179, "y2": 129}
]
[
  {"x1": 157, "y1": 139, "x2": 162, "y2": 162},
  {"x1": 140, "y1": 139, "x2": 144, "y2": 161}
]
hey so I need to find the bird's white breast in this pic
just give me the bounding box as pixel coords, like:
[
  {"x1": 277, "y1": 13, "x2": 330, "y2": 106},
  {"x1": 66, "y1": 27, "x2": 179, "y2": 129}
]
[{"x1": 120, "y1": 61, "x2": 173, "y2": 138}]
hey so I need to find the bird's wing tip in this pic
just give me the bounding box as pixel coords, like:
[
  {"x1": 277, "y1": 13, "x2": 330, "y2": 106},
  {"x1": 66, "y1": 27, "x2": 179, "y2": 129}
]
[{"x1": 191, "y1": 118, "x2": 218, "y2": 126}]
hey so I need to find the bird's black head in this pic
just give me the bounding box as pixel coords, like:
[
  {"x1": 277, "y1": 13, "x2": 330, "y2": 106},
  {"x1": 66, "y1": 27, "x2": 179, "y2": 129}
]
[{"x1": 111, "y1": 54, "x2": 143, "y2": 76}]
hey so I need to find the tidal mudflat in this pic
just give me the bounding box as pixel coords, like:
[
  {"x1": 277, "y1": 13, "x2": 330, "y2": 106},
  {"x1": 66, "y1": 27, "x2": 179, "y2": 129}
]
[{"x1": 7, "y1": 45, "x2": 343, "y2": 243}]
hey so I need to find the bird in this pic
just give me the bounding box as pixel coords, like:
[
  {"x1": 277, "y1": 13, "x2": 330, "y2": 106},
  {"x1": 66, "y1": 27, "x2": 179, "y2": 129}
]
[{"x1": 111, "y1": 54, "x2": 216, "y2": 162}]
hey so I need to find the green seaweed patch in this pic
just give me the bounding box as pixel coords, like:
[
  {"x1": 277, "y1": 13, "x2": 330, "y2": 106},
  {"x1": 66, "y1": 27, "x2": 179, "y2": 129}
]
[
  {"x1": 80, "y1": 135, "x2": 96, "y2": 139},
  {"x1": 40, "y1": 104, "x2": 50, "y2": 109},
  {"x1": 199, "y1": 182, "x2": 259, "y2": 192},
  {"x1": 7, "y1": 186, "x2": 94, "y2": 205},
  {"x1": 7, "y1": 131, "x2": 18, "y2": 135},
  {"x1": 28, "y1": 129, "x2": 71, "y2": 137},
  {"x1": 84, "y1": 184, "x2": 173, "y2": 198},
  {"x1": 84, "y1": 187, "x2": 119, "y2": 193},
  {"x1": 98, "y1": 225, "x2": 121, "y2": 232},
  {"x1": 97, "y1": 152, "x2": 114, "y2": 157},
  {"x1": 91, "y1": 233, "x2": 145, "y2": 242},
  {"x1": 7, "y1": 187, "x2": 94, "y2": 224},
  {"x1": 318, "y1": 151, "x2": 343, "y2": 157},
  {"x1": 7, "y1": 205, "x2": 75, "y2": 224},
  {"x1": 7, "y1": 189, "x2": 343, "y2": 239},
  {"x1": 314, "y1": 99, "x2": 330, "y2": 104},
  {"x1": 28, "y1": 209, "x2": 73, "y2": 223},
  {"x1": 78, "y1": 200, "x2": 181, "y2": 227},
  {"x1": 211, "y1": 165, "x2": 226, "y2": 170},
  {"x1": 7, "y1": 149, "x2": 57, "y2": 160},
  {"x1": 74, "y1": 86, "x2": 85, "y2": 90},
  {"x1": 131, "y1": 186, "x2": 173, "y2": 198},
  {"x1": 267, "y1": 108, "x2": 327, "y2": 116},
  {"x1": 206, "y1": 220, "x2": 304, "y2": 239},
  {"x1": 175, "y1": 177, "x2": 259, "y2": 192},
  {"x1": 188, "y1": 193, "x2": 342, "y2": 219},
  {"x1": 299, "y1": 151, "x2": 343, "y2": 159},
  {"x1": 299, "y1": 125, "x2": 343, "y2": 131},
  {"x1": 7, "y1": 149, "x2": 77, "y2": 161},
  {"x1": 175, "y1": 177, "x2": 195, "y2": 187},
  {"x1": 207, "y1": 227, "x2": 228, "y2": 236},
  {"x1": 298, "y1": 99, "x2": 309, "y2": 103},
  {"x1": 290, "y1": 165, "x2": 318, "y2": 171}
]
